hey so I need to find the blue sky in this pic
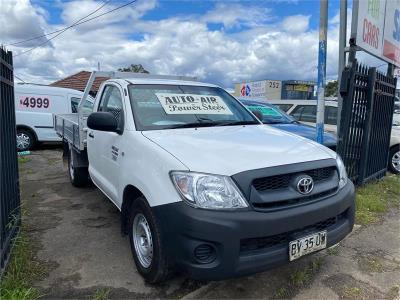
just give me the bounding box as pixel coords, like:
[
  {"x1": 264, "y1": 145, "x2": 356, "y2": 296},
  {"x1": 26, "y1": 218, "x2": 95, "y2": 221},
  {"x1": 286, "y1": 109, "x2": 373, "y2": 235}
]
[{"x1": 3, "y1": 0, "x2": 352, "y2": 86}]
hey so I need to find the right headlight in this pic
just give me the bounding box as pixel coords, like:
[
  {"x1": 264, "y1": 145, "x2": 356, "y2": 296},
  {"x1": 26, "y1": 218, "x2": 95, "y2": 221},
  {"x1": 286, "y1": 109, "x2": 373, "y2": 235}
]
[
  {"x1": 170, "y1": 171, "x2": 248, "y2": 210},
  {"x1": 336, "y1": 155, "x2": 348, "y2": 189}
]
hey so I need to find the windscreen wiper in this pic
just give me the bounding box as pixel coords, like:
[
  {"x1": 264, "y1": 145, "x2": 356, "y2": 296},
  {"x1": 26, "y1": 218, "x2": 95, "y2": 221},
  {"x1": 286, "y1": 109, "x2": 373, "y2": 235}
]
[{"x1": 168, "y1": 122, "x2": 220, "y2": 129}]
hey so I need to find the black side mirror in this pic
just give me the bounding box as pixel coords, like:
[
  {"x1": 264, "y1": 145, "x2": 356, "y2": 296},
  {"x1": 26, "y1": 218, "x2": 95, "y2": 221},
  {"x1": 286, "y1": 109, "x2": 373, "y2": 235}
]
[{"x1": 87, "y1": 112, "x2": 119, "y2": 133}]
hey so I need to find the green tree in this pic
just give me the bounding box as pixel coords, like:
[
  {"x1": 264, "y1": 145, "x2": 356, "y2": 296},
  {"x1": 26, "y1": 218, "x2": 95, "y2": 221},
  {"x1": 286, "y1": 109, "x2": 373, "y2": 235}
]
[
  {"x1": 325, "y1": 80, "x2": 338, "y2": 97},
  {"x1": 118, "y1": 64, "x2": 149, "y2": 73}
]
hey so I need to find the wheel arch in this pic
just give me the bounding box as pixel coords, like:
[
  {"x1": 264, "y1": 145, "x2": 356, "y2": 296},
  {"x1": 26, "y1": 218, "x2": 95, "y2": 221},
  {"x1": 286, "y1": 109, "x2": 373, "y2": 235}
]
[{"x1": 121, "y1": 184, "x2": 147, "y2": 235}]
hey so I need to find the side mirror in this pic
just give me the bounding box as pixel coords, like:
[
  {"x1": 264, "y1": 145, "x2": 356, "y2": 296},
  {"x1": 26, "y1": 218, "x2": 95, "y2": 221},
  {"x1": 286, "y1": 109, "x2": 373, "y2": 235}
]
[{"x1": 87, "y1": 112, "x2": 119, "y2": 133}]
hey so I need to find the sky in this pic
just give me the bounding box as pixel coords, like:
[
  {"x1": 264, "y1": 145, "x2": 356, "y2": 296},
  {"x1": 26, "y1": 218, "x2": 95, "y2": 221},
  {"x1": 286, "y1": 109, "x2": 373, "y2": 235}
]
[{"x1": 0, "y1": 0, "x2": 382, "y2": 88}]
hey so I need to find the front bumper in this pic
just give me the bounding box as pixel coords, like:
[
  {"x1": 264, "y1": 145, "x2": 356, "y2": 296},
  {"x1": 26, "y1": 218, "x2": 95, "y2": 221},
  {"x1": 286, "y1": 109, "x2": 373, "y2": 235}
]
[{"x1": 153, "y1": 180, "x2": 355, "y2": 280}]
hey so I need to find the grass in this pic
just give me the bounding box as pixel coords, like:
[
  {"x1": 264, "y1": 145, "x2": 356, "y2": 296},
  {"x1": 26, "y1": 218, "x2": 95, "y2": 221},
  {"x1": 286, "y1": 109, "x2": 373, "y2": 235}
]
[
  {"x1": 355, "y1": 175, "x2": 400, "y2": 225},
  {"x1": 274, "y1": 257, "x2": 324, "y2": 298},
  {"x1": 0, "y1": 207, "x2": 46, "y2": 300},
  {"x1": 343, "y1": 286, "x2": 363, "y2": 299},
  {"x1": 92, "y1": 288, "x2": 111, "y2": 300},
  {"x1": 18, "y1": 157, "x2": 30, "y2": 164},
  {"x1": 386, "y1": 286, "x2": 400, "y2": 300}
]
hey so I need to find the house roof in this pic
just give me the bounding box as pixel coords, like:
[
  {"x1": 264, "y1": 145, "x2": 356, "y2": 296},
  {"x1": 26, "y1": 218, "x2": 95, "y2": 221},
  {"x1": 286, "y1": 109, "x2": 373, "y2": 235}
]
[{"x1": 49, "y1": 71, "x2": 109, "y2": 93}]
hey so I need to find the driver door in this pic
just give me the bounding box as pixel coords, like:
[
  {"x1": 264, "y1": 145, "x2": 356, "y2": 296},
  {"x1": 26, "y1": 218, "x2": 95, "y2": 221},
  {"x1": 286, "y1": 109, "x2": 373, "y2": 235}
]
[{"x1": 87, "y1": 84, "x2": 125, "y2": 204}]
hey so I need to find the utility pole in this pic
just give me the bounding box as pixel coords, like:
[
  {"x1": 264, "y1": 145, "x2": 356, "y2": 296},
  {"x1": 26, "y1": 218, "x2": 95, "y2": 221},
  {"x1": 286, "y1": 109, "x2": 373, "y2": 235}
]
[
  {"x1": 336, "y1": 0, "x2": 347, "y2": 135},
  {"x1": 316, "y1": 0, "x2": 328, "y2": 144}
]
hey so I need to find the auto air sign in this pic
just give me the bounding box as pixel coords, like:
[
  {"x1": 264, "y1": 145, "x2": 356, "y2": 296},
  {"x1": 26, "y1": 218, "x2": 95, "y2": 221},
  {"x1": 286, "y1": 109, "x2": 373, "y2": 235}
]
[{"x1": 355, "y1": 0, "x2": 400, "y2": 67}]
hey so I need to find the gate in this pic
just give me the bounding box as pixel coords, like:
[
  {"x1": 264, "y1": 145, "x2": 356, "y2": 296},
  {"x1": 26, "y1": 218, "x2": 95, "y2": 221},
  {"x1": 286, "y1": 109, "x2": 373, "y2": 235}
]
[
  {"x1": 0, "y1": 47, "x2": 20, "y2": 276},
  {"x1": 338, "y1": 60, "x2": 397, "y2": 185}
]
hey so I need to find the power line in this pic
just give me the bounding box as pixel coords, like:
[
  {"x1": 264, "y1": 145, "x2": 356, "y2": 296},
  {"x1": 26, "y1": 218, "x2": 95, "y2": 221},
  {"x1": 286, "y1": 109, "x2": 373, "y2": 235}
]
[
  {"x1": 7, "y1": 0, "x2": 111, "y2": 47},
  {"x1": 14, "y1": 0, "x2": 138, "y2": 57},
  {"x1": 14, "y1": 74, "x2": 26, "y2": 83},
  {"x1": 14, "y1": 0, "x2": 111, "y2": 57}
]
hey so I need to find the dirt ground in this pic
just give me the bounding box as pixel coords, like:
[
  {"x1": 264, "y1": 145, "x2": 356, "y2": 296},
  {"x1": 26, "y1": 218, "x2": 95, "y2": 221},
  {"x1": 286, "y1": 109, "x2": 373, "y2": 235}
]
[{"x1": 20, "y1": 148, "x2": 400, "y2": 299}]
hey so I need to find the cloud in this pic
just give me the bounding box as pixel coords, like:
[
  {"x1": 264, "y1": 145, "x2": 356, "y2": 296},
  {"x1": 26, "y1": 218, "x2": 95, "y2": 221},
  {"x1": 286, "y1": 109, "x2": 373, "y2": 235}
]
[
  {"x1": 2, "y1": 0, "x2": 344, "y2": 88},
  {"x1": 0, "y1": 0, "x2": 49, "y2": 46},
  {"x1": 281, "y1": 15, "x2": 310, "y2": 33}
]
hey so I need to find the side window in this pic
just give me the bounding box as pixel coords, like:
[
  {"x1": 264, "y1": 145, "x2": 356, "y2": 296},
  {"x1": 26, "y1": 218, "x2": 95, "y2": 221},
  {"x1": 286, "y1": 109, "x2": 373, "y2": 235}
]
[
  {"x1": 291, "y1": 105, "x2": 317, "y2": 123},
  {"x1": 325, "y1": 106, "x2": 337, "y2": 125},
  {"x1": 274, "y1": 104, "x2": 292, "y2": 112},
  {"x1": 71, "y1": 97, "x2": 80, "y2": 113},
  {"x1": 98, "y1": 85, "x2": 124, "y2": 126}
]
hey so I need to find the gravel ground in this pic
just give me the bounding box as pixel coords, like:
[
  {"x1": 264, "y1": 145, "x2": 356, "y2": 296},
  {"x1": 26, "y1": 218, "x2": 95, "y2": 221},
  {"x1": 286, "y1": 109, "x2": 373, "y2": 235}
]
[{"x1": 19, "y1": 148, "x2": 400, "y2": 299}]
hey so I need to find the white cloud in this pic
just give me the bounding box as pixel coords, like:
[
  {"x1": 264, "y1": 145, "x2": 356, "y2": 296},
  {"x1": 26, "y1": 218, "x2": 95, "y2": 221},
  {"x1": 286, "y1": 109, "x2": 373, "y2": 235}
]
[
  {"x1": 281, "y1": 15, "x2": 310, "y2": 33},
  {"x1": 2, "y1": 0, "x2": 344, "y2": 89}
]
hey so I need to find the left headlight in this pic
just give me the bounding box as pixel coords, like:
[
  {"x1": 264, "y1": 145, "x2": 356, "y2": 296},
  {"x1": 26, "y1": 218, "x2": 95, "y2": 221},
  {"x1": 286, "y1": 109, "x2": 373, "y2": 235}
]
[
  {"x1": 336, "y1": 155, "x2": 348, "y2": 189},
  {"x1": 170, "y1": 171, "x2": 248, "y2": 209}
]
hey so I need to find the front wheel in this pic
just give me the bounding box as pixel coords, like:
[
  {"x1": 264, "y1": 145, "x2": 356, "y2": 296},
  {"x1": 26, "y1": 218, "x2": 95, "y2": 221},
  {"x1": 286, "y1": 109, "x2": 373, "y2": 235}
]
[
  {"x1": 68, "y1": 148, "x2": 89, "y2": 187},
  {"x1": 129, "y1": 196, "x2": 172, "y2": 283},
  {"x1": 388, "y1": 146, "x2": 400, "y2": 174}
]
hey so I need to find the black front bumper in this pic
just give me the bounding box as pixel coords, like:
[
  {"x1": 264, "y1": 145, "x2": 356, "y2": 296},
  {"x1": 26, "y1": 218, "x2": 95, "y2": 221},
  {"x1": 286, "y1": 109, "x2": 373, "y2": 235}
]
[{"x1": 153, "y1": 181, "x2": 355, "y2": 281}]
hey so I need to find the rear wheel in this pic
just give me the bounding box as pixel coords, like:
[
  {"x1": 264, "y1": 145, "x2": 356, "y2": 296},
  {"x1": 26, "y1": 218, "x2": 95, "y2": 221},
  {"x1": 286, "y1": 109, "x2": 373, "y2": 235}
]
[
  {"x1": 388, "y1": 146, "x2": 400, "y2": 174},
  {"x1": 129, "y1": 196, "x2": 172, "y2": 283},
  {"x1": 68, "y1": 148, "x2": 89, "y2": 187},
  {"x1": 16, "y1": 129, "x2": 35, "y2": 151}
]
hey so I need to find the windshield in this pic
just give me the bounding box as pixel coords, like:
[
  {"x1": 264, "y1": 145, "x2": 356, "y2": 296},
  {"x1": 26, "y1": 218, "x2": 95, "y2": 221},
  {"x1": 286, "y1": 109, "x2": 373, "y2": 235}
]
[
  {"x1": 243, "y1": 102, "x2": 295, "y2": 124},
  {"x1": 128, "y1": 84, "x2": 259, "y2": 130}
]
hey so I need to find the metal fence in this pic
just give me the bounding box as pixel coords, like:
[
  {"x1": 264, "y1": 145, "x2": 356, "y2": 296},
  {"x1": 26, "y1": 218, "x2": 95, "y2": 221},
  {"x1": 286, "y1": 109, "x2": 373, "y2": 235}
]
[
  {"x1": 338, "y1": 60, "x2": 397, "y2": 185},
  {"x1": 0, "y1": 47, "x2": 20, "y2": 276}
]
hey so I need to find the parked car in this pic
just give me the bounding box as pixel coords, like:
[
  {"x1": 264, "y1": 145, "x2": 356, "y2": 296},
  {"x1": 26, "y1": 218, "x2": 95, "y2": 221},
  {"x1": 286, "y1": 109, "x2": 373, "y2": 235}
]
[
  {"x1": 15, "y1": 84, "x2": 94, "y2": 151},
  {"x1": 55, "y1": 72, "x2": 355, "y2": 283},
  {"x1": 269, "y1": 100, "x2": 400, "y2": 174},
  {"x1": 238, "y1": 98, "x2": 337, "y2": 150}
]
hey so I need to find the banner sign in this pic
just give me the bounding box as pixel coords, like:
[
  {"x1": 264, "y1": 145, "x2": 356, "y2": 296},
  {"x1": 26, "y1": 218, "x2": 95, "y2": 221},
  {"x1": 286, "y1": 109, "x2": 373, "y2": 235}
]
[
  {"x1": 156, "y1": 93, "x2": 233, "y2": 115},
  {"x1": 355, "y1": 0, "x2": 400, "y2": 67}
]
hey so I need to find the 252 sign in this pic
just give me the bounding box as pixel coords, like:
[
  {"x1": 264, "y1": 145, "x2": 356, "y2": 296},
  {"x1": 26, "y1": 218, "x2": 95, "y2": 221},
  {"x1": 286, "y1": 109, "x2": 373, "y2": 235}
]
[{"x1": 19, "y1": 97, "x2": 50, "y2": 109}]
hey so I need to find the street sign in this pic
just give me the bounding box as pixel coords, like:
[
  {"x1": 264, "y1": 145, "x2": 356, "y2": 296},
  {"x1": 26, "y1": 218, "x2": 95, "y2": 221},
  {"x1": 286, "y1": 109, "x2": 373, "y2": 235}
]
[{"x1": 353, "y1": 0, "x2": 400, "y2": 67}]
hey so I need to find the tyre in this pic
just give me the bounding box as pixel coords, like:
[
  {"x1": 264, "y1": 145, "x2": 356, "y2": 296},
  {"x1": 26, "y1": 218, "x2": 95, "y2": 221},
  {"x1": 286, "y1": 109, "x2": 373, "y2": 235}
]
[
  {"x1": 16, "y1": 129, "x2": 35, "y2": 151},
  {"x1": 388, "y1": 146, "x2": 400, "y2": 174},
  {"x1": 68, "y1": 148, "x2": 89, "y2": 187},
  {"x1": 129, "y1": 196, "x2": 172, "y2": 283}
]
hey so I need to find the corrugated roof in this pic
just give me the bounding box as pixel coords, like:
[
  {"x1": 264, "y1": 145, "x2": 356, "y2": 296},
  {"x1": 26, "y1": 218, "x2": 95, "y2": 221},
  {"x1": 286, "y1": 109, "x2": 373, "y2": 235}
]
[{"x1": 49, "y1": 71, "x2": 109, "y2": 92}]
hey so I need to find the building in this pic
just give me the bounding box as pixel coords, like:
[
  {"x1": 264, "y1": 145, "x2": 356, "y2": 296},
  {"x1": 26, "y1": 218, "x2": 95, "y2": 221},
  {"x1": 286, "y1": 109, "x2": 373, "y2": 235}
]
[
  {"x1": 234, "y1": 79, "x2": 316, "y2": 100},
  {"x1": 50, "y1": 71, "x2": 109, "y2": 95}
]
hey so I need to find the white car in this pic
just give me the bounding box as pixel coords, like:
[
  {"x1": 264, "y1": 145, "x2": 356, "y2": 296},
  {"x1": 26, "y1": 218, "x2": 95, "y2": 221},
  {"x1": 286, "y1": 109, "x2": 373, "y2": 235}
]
[
  {"x1": 15, "y1": 84, "x2": 93, "y2": 151},
  {"x1": 55, "y1": 72, "x2": 355, "y2": 283},
  {"x1": 269, "y1": 100, "x2": 400, "y2": 174}
]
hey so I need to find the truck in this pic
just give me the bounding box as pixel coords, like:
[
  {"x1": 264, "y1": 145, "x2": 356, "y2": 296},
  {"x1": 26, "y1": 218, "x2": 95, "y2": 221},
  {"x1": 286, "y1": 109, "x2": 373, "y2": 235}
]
[{"x1": 55, "y1": 71, "x2": 355, "y2": 283}]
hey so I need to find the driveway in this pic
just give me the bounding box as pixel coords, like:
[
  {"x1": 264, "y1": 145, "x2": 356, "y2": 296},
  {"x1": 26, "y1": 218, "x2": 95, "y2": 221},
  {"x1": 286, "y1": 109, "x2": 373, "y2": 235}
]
[{"x1": 20, "y1": 149, "x2": 400, "y2": 299}]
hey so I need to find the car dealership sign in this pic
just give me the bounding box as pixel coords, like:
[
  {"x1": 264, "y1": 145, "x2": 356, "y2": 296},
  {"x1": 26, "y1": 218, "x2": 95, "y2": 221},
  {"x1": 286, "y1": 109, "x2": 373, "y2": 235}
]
[{"x1": 354, "y1": 0, "x2": 400, "y2": 67}]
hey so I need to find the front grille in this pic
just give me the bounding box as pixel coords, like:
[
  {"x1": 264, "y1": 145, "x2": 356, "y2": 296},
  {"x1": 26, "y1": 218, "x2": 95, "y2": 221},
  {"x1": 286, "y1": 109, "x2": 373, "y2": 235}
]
[
  {"x1": 252, "y1": 187, "x2": 338, "y2": 210},
  {"x1": 252, "y1": 166, "x2": 336, "y2": 192},
  {"x1": 240, "y1": 210, "x2": 347, "y2": 254}
]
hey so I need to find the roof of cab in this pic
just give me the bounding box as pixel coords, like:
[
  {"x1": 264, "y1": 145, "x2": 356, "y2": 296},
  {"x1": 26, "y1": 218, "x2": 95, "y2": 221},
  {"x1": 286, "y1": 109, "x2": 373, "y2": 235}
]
[{"x1": 15, "y1": 83, "x2": 85, "y2": 95}]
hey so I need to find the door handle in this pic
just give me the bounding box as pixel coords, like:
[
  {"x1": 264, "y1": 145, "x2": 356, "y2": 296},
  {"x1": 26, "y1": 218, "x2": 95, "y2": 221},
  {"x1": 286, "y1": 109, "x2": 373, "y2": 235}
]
[{"x1": 88, "y1": 132, "x2": 94, "y2": 138}]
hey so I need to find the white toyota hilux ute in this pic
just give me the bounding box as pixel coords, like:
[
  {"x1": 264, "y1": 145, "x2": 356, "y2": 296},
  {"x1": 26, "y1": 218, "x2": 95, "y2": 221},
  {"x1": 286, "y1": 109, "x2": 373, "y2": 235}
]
[{"x1": 55, "y1": 72, "x2": 355, "y2": 283}]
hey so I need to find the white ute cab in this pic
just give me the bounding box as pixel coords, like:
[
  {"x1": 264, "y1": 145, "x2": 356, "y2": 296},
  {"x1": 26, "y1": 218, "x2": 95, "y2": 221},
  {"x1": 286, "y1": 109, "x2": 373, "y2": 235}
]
[{"x1": 55, "y1": 72, "x2": 355, "y2": 283}]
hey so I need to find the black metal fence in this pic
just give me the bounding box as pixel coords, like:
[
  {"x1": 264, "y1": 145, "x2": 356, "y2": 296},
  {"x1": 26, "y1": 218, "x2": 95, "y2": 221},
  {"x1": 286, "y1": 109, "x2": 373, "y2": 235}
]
[
  {"x1": 338, "y1": 60, "x2": 397, "y2": 185},
  {"x1": 0, "y1": 47, "x2": 20, "y2": 276}
]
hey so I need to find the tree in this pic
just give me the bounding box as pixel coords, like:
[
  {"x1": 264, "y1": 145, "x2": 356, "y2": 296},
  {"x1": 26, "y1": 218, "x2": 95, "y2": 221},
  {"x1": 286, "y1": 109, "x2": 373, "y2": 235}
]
[
  {"x1": 118, "y1": 64, "x2": 149, "y2": 73},
  {"x1": 325, "y1": 80, "x2": 338, "y2": 97}
]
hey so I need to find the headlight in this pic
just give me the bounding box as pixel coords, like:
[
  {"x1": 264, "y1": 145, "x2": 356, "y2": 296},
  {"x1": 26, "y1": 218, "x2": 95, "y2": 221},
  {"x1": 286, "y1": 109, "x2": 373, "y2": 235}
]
[
  {"x1": 336, "y1": 155, "x2": 348, "y2": 189},
  {"x1": 170, "y1": 171, "x2": 248, "y2": 209}
]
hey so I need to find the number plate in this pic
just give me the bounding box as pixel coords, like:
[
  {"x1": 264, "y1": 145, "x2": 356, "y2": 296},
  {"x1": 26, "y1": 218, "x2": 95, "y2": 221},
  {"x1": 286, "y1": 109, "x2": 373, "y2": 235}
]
[{"x1": 289, "y1": 231, "x2": 327, "y2": 261}]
